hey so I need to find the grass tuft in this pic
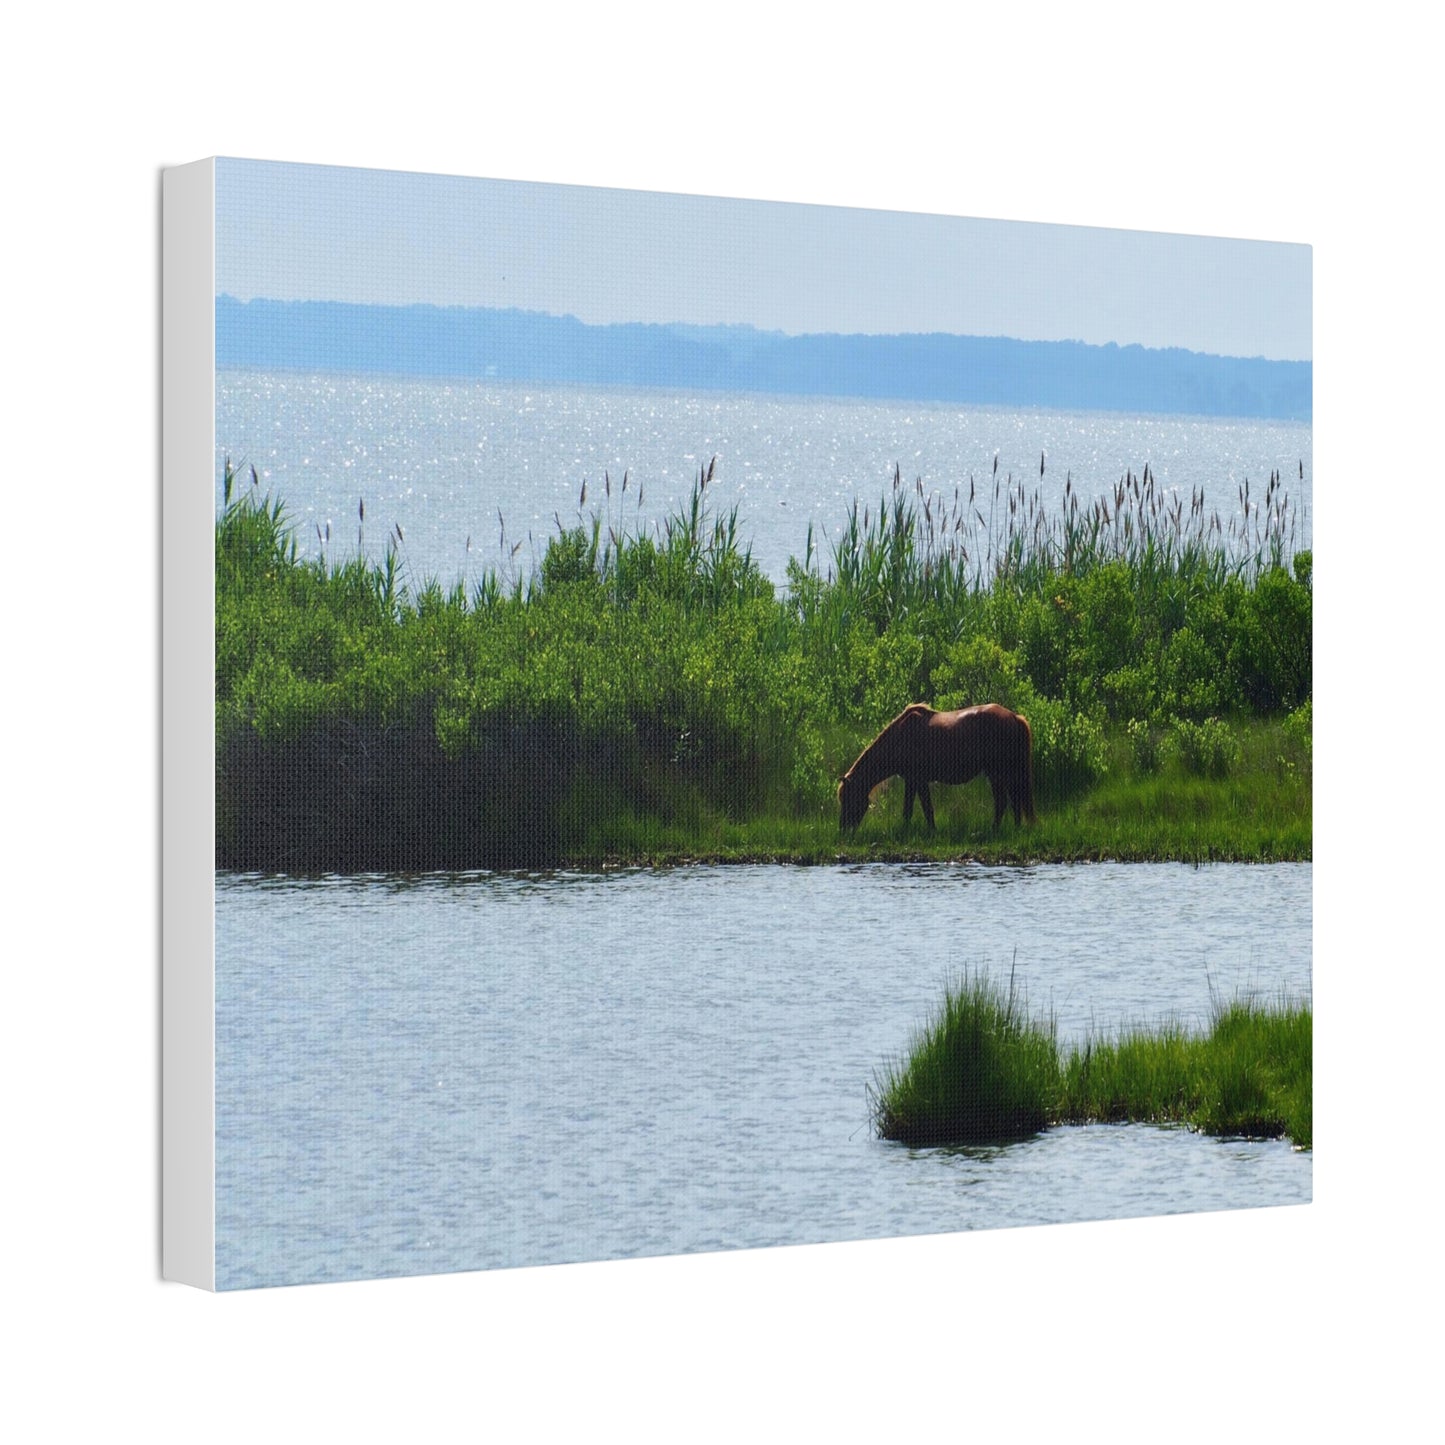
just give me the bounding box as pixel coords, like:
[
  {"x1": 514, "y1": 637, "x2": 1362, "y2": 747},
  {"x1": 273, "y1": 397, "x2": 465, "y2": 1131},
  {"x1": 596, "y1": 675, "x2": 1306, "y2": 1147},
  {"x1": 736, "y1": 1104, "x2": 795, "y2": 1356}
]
[
  {"x1": 870, "y1": 967, "x2": 1059, "y2": 1145},
  {"x1": 876, "y1": 975, "x2": 1312, "y2": 1150}
]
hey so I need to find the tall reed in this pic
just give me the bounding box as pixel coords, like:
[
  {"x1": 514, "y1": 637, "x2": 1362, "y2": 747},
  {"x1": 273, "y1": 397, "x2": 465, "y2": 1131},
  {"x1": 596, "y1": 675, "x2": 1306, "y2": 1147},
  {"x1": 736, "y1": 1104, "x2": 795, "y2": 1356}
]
[{"x1": 810, "y1": 457, "x2": 1306, "y2": 628}]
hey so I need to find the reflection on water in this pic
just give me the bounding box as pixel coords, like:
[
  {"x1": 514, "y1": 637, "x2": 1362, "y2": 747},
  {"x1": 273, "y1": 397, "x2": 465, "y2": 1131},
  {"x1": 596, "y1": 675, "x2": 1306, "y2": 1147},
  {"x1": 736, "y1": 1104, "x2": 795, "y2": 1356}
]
[
  {"x1": 216, "y1": 862, "x2": 1311, "y2": 1289},
  {"x1": 218, "y1": 374, "x2": 1312, "y2": 589}
]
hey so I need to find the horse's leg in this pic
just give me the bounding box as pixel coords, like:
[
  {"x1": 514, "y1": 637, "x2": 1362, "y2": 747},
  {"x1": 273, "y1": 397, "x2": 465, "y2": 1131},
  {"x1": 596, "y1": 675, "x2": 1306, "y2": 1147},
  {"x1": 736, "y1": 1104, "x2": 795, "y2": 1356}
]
[
  {"x1": 903, "y1": 778, "x2": 916, "y2": 825},
  {"x1": 988, "y1": 771, "x2": 1007, "y2": 827},
  {"x1": 919, "y1": 781, "x2": 936, "y2": 831}
]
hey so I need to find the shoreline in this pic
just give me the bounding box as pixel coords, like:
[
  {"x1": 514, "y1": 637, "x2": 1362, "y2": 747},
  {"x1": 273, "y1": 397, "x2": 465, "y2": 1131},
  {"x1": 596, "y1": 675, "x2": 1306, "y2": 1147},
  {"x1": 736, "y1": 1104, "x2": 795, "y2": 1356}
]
[{"x1": 216, "y1": 848, "x2": 1314, "y2": 881}]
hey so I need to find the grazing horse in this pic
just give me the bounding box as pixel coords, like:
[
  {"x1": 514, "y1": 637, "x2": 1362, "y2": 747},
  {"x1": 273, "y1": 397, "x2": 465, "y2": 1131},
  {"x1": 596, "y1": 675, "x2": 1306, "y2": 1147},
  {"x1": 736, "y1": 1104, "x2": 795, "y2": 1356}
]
[{"x1": 838, "y1": 703, "x2": 1037, "y2": 832}]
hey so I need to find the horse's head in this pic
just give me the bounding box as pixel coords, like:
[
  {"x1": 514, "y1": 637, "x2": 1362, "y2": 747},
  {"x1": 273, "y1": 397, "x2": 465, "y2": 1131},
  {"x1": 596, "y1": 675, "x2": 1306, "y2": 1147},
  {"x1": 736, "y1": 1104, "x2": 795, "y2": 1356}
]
[{"x1": 838, "y1": 772, "x2": 869, "y2": 831}]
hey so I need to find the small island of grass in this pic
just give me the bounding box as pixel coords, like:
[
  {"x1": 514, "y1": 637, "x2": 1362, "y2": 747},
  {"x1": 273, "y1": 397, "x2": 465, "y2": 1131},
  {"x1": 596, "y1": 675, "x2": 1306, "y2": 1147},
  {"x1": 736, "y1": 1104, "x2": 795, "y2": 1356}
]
[{"x1": 871, "y1": 970, "x2": 1312, "y2": 1150}]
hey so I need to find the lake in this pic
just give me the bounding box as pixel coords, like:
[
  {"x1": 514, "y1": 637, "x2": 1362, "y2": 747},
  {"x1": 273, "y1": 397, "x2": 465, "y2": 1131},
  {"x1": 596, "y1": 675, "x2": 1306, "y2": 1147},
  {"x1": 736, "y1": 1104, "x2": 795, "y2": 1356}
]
[
  {"x1": 216, "y1": 861, "x2": 1312, "y2": 1290},
  {"x1": 216, "y1": 371, "x2": 1313, "y2": 589}
]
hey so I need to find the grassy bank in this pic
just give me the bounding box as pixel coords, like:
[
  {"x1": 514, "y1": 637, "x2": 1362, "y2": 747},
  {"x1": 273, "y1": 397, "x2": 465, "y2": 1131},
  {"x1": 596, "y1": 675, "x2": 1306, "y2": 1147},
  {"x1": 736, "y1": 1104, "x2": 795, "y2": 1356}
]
[
  {"x1": 871, "y1": 971, "x2": 1312, "y2": 1149},
  {"x1": 215, "y1": 457, "x2": 1310, "y2": 870}
]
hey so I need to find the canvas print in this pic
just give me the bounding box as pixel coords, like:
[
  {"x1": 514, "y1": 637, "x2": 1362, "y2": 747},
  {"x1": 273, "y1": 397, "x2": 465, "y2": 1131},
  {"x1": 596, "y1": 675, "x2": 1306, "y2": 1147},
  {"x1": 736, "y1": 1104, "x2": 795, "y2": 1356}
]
[{"x1": 209, "y1": 158, "x2": 1311, "y2": 1290}]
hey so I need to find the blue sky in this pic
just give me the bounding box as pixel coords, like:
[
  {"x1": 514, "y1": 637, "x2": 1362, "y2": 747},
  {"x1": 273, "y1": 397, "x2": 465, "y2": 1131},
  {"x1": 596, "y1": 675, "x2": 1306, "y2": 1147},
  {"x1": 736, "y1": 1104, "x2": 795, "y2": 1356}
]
[{"x1": 216, "y1": 157, "x2": 1312, "y2": 362}]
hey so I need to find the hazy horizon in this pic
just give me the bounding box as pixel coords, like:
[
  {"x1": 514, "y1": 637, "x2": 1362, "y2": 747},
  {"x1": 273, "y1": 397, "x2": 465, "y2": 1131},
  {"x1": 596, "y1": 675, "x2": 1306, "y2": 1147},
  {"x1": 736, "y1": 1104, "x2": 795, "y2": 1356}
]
[
  {"x1": 215, "y1": 158, "x2": 1312, "y2": 363},
  {"x1": 216, "y1": 293, "x2": 1310, "y2": 421},
  {"x1": 215, "y1": 290, "x2": 1302, "y2": 364}
]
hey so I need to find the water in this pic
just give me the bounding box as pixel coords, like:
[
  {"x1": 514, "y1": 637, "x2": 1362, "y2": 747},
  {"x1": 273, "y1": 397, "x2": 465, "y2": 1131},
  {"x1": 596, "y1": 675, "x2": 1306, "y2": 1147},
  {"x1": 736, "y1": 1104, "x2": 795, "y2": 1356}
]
[
  {"x1": 216, "y1": 862, "x2": 1312, "y2": 1290},
  {"x1": 217, "y1": 371, "x2": 1313, "y2": 589},
  {"x1": 214, "y1": 374, "x2": 1313, "y2": 1289}
]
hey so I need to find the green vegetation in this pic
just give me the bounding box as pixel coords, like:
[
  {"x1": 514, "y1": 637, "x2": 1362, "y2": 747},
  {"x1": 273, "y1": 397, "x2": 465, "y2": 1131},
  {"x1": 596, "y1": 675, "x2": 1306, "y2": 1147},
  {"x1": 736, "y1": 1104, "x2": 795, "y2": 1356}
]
[
  {"x1": 871, "y1": 971, "x2": 1312, "y2": 1149},
  {"x1": 869, "y1": 970, "x2": 1059, "y2": 1145},
  {"x1": 1061, "y1": 994, "x2": 1313, "y2": 1148},
  {"x1": 215, "y1": 456, "x2": 1310, "y2": 870}
]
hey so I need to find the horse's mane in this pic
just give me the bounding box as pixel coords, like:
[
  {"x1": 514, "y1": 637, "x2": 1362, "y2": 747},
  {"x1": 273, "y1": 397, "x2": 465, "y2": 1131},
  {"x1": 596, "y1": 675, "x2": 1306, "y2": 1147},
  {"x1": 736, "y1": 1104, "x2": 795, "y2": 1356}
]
[{"x1": 843, "y1": 703, "x2": 932, "y2": 783}]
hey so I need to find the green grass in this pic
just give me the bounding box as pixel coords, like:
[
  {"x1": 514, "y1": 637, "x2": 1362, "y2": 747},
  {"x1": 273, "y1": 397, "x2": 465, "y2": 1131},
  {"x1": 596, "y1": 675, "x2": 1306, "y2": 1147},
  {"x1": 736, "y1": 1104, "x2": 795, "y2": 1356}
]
[
  {"x1": 870, "y1": 969, "x2": 1060, "y2": 1145},
  {"x1": 1060, "y1": 994, "x2": 1313, "y2": 1148},
  {"x1": 873, "y1": 974, "x2": 1312, "y2": 1149},
  {"x1": 215, "y1": 456, "x2": 1311, "y2": 871},
  {"x1": 807, "y1": 725, "x2": 1310, "y2": 863}
]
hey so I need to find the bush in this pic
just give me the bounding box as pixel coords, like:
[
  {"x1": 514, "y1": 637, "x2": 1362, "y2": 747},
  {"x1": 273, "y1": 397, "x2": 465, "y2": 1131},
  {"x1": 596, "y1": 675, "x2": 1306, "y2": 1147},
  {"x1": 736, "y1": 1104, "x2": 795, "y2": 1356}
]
[
  {"x1": 1127, "y1": 718, "x2": 1164, "y2": 775},
  {"x1": 930, "y1": 636, "x2": 1032, "y2": 713},
  {"x1": 1029, "y1": 696, "x2": 1110, "y2": 796},
  {"x1": 1171, "y1": 716, "x2": 1241, "y2": 779},
  {"x1": 1275, "y1": 698, "x2": 1313, "y2": 783},
  {"x1": 1073, "y1": 563, "x2": 1140, "y2": 698},
  {"x1": 1018, "y1": 588, "x2": 1074, "y2": 703},
  {"x1": 1159, "y1": 626, "x2": 1227, "y2": 720},
  {"x1": 1232, "y1": 565, "x2": 1312, "y2": 713},
  {"x1": 1099, "y1": 661, "x2": 1159, "y2": 723}
]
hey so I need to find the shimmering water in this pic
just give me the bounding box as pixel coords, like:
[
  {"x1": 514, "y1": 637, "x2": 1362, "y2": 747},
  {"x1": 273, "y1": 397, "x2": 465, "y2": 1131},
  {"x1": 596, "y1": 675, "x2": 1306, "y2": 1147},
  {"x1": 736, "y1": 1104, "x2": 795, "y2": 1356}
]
[
  {"x1": 216, "y1": 862, "x2": 1312, "y2": 1290},
  {"x1": 216, "y1": 371, "x2": 1313, "y2": 588}
]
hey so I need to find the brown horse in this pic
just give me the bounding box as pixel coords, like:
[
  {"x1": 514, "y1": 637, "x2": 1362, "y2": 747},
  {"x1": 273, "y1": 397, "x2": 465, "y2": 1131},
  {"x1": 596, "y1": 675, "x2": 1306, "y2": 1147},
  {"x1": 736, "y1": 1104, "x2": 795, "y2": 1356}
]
[{"x1": 838, "y1": 703, "x2": 1037, "y2": 831}]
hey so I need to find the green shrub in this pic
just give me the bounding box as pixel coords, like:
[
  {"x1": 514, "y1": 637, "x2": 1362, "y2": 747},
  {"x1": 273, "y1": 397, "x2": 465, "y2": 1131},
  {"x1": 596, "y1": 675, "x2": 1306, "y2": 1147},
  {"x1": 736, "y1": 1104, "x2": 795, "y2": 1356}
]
[
  {"x1": 1172, "y1": 716, "x2": 1242, "y2": 778},
  {"x1": 1099, "y1": 661, "x2": 1159, "y2": 723},
  {"x1": 1232, "y1": 565, "x2": 1312, "y2": 713},
  {"x1": 1029, "y1": 697, "x2": 1109, "y2": 796},
  {"x1": 1073, "y1": 562, "x2": 1140, "y2": 696},
  {"x1": 1283, "y1": 698, "x2": 1312, "y2": 756},
  {"x1": 1275, "y1": 698, "x2": 1313, "y2": 783},
  {"x1": 1127, "y1": 718, "x2": 1164, "y2": 775},
  {"x1": 930, "y1": 636, "x2": 1032, "y2": 712},
  {"x1": 838, "y1": 620, "x2": 927, "y2": 723},
  {"x1": 1018, "y1": 588, "x2": 1074, "y2": 703},
  {"x1": 1159, "y1": 626, "x2": 1227, "y2": 720}
]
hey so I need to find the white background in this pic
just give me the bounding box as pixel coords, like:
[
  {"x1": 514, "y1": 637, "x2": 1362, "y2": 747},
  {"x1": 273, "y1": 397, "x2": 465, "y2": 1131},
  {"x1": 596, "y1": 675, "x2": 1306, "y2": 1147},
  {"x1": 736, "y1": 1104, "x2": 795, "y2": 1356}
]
[{"x1": 3, "y1": 3, "x2": 1434, "y2": 1438}]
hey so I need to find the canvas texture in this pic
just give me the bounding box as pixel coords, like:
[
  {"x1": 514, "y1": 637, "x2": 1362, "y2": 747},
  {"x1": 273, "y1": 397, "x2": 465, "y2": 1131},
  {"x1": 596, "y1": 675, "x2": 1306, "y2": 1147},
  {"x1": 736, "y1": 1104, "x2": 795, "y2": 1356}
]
[{"x1": 209, "y1": 158, "x2": 1312, "y2": 1290}]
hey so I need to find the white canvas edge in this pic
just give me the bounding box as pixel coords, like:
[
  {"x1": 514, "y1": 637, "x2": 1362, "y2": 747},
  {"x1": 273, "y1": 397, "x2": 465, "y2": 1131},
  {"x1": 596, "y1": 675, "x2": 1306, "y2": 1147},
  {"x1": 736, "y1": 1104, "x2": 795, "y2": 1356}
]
[{"x1": 162, "y1": 157, "x2": 216, "y2": 1290}]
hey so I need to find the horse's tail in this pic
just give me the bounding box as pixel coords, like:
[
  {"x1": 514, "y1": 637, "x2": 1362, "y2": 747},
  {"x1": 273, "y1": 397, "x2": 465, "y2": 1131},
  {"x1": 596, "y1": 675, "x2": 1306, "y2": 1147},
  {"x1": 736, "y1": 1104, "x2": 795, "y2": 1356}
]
[{"x1": 1018, "y1": 711, "x2": 1038, "y2": 824}]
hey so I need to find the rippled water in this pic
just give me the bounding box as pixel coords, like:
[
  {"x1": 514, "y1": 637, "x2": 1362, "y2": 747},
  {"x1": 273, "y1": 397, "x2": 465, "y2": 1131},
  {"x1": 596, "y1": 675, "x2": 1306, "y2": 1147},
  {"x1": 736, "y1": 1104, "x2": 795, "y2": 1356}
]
[
  {"x1": 216, "y1": 372, "x2": 1313, "y2": 587},
  {"x1": 216, "y1": 862, "x2": 1312, "y2": 1290}
]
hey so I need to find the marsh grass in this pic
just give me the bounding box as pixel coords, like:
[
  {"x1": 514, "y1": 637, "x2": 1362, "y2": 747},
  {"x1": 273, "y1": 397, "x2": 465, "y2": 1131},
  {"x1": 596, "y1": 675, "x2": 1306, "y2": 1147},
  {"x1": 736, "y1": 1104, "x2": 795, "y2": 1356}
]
[
  {"x1": 875, "y1": 977, "x2": 1312, "y2": 1150},
  {"x1": 215, "y1": 454, "x2": 1311, "y2": 869},
  {"x1": 1060, "y1": 993, "x2": 1313, "y2": 1148},
  {"x1": 870, "y1": 968, "x2": 1059, "y2": 1146},
  {"x1": 809, "y1": 458, "x2": 1305, "y2": 633}
]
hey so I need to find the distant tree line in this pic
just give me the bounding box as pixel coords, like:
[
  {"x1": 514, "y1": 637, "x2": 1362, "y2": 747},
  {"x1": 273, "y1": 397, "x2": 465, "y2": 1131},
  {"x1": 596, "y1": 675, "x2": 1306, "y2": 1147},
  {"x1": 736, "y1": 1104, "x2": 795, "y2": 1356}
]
[{"x1": 216, "y1": 296, "x2": 1311, "y2": 421}]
